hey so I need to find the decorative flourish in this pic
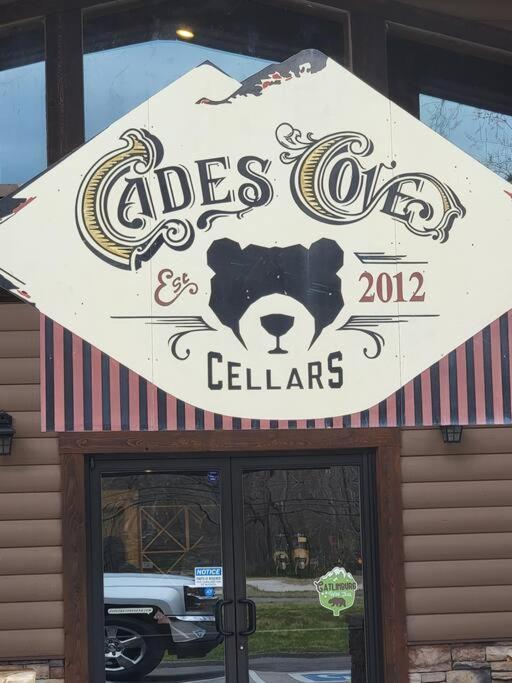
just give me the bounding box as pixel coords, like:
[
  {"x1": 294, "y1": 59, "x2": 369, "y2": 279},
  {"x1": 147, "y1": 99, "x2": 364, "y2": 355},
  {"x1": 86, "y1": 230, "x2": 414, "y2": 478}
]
[
  {"x1": 355, "y1": 252, "x2": 428, "y2": 265},
  {"x1": 111, "y1": 315, "x2": 215, "y2": 361},
  {"x1": 154, "y1": 269, "x2": 199, "y2": 306},
  {"x1": 338, "y1": 314, "x2": 439, "y2": 359},
  {"x1": 276, "y1": 123, "x2": 466, "y2": 242},
  {"x1": 338, "y1": 316, "x2": 386, "y2": 359},
  {"x1": 197, "y1": 207, "x2": 252, "y2": 232},
  {"x1": 165, "y1": 317, "x2": 215, "y2": 360},
  {"x1": 276, "y1": 123, "x2": 317, "y2": 164}
]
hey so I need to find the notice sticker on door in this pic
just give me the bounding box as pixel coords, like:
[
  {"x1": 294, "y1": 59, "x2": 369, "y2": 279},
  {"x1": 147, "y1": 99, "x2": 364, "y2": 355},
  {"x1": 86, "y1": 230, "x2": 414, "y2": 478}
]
[
  {"x1": 314, "y1": 566, "x2": 357, "y2": 616},
  {"x1": 194, "y1": 566, "x2": 223, "y2": 587}
]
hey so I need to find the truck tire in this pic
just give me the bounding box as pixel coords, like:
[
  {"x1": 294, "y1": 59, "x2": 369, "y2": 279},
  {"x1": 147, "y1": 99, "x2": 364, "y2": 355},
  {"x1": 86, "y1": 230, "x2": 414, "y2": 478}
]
[{"x1": 105, "y1": 615, "x2": 167, "y2": 681}]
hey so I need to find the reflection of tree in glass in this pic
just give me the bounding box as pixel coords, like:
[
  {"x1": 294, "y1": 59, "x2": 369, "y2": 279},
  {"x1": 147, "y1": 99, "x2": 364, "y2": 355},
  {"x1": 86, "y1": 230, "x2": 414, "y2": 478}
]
[
  {"x1": 472, "y1": 109, "x2": 512, "y2": 181},
  {"x1": 423, "y1": 98, "x2": 463, "y2": 139},
  {"x1": 243, "y1": 467, "x2": 362, "y2": 578},
  {"x1": 421, "y1": 95, "x2": 512, "y2": 180}
]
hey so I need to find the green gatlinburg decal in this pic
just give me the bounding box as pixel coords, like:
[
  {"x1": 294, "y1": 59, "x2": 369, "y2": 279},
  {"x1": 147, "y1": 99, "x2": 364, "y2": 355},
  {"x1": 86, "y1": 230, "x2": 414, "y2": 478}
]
[{"x1": 314, "y1": 566, "x2": 358, "y2": 616}]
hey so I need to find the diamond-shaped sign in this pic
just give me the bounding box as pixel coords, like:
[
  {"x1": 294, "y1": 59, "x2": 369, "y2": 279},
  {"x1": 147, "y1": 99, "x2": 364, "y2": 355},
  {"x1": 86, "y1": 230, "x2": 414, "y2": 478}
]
[{"x1": 1, "y1": 50, "x2": 511, "y2": 420}]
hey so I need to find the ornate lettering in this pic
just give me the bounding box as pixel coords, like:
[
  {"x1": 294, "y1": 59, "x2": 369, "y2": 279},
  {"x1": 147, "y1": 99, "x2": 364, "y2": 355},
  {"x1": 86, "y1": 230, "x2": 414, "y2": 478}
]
[{"x1": 276, "y1": 122, "x2": 465, "y2": 242}]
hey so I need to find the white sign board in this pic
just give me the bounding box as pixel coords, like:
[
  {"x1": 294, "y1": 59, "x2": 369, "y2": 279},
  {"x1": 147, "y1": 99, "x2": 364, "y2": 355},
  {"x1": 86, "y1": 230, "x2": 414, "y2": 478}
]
[
  {"x1": 194, "y1": 567, "x2": 223, "y2": 587},
  {"x1": 1, "y1": 50, "x2": 511, "y2": 420}
]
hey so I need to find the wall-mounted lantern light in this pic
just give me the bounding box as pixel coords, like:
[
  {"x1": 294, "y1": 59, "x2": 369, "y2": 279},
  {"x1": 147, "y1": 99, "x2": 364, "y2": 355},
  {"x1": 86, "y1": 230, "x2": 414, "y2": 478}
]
[
  {"x1": 440, "y1": 425, "x2": 463, "y2": 444},
  {"x1": 0, "y1": 410, "x2": 15, "y2": 455}
]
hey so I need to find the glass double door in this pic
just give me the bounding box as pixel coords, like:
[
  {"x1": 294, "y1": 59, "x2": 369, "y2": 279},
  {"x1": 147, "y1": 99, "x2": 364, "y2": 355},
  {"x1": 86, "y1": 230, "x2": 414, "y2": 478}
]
[{"x1": 93, "y1": 453, "x2": 381, "y2": 683}]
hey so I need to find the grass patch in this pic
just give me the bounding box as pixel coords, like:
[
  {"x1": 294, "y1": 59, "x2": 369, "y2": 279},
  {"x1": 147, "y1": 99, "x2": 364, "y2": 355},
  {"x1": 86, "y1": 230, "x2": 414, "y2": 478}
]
[
  {"x1": 167, "y1": 602, "x2": 356, "y2": 662},
  {"x1": 250, "y1": 602, "x2": 350, "y2": 655}
]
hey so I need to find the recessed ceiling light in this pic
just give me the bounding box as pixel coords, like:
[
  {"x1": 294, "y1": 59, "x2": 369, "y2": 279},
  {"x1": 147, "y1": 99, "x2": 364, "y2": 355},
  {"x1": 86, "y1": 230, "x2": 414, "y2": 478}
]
[{"x1": 176, "y1": 28, "x2": 194, "y2": 40}]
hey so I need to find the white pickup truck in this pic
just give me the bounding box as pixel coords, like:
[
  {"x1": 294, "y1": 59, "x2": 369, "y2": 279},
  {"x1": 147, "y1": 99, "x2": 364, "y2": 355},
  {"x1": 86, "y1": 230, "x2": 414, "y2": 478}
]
[{"x1": 104, "y1": 573, "x2": 222, "y2": 681}]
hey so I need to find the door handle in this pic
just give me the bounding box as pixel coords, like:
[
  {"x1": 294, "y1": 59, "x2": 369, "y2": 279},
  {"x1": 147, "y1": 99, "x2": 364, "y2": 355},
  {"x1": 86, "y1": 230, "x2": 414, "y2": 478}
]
[
  {"x1": 214, "y1": 599, "x2": 234, "y2": 636},
  {"x1": 238, "y1": 598, "x2": 257, "y2": 636}
]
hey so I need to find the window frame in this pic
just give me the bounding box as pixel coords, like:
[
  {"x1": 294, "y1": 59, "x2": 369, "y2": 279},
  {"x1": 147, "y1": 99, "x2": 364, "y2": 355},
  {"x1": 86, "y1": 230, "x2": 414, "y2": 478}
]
[
  {"x1": 62, "y1": 427, "x2": 405, "y2": 683},
  {"x1": 388, "y1": 24, "x2": 512, "y2": 120}
]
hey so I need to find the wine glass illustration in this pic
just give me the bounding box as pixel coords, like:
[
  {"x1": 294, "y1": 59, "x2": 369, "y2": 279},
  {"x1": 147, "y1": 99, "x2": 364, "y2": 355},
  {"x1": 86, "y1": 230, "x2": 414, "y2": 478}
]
[{"x1": 260, "y1": 314, "x2": 295, "y2": 354}]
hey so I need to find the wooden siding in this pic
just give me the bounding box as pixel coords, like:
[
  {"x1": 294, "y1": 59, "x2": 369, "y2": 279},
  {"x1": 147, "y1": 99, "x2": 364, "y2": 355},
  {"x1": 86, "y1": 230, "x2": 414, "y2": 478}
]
[
  {"x1": 402, "y1": 427, "x2": 512, "y2": 643},
  {"x1": 1, "y1": 299, "x2": 511, "y2": 656},
  {"x1": 0, "y1": 303, "x2": 63, "y2": 659}
]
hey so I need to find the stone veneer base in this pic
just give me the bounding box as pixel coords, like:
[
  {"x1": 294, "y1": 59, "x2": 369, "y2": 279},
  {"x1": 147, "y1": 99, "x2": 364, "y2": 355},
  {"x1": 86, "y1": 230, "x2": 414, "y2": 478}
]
[
  {"x1": 2, "y1": 647, "x2": 511, "y2": 683},
  {"x1": 410, "y1": 642, "x2": 512, "y2": 682},
  {"x1": 0, "y1": 660, "x2": 64, "y2": 683}
]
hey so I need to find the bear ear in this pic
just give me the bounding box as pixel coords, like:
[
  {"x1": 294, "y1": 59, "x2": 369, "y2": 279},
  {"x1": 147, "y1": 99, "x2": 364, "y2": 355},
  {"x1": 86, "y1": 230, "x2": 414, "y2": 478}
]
[
  {"x1": 207, "y1": 238, "x2": 243, "y2": 273},
  {"x1": 309, "y1": 238, "x2": 343, "y2": 270}
]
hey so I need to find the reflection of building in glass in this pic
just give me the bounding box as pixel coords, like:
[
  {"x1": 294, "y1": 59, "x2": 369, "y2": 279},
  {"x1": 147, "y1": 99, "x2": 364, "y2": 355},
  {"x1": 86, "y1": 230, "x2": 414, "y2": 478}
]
[{"x1": 102, "y1": 474, "x2": 222, "y2": 574}]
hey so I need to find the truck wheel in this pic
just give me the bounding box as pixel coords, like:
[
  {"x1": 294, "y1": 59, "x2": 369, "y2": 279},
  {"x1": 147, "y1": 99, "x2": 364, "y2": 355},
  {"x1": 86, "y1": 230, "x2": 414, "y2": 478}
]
[{"x1": 105, "y1": 616, "x2": 166, "y2": 681}]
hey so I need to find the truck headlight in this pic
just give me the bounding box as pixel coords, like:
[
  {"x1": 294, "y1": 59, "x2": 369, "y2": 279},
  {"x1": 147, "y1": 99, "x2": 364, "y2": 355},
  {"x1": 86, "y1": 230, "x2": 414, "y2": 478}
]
[{"x1": 184, "y1": 585, "x2": 217, "y2": 612}]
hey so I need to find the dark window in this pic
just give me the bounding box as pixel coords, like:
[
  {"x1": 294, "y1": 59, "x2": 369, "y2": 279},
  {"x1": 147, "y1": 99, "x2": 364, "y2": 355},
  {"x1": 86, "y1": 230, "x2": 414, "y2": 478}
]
[
  {"x1": 389, "y1": 36, "x2": 512, "y2": 180},
  {"x1": 82, "y1": 0, "x2": 346, "y2": 139},
  {"x1": 0, "y1": 20, "x2": 46, "y2": 184}
]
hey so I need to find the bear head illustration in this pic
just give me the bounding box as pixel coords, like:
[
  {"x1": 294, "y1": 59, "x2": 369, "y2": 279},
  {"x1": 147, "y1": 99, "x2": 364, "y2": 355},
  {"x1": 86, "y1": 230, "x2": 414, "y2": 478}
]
[{"x1": 207, "y1": 237, "x2": 343, "y2": 351}]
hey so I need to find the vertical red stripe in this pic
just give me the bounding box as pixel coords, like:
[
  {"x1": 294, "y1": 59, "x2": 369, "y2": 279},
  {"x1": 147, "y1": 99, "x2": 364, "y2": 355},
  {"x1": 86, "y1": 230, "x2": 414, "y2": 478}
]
[
  {"x1": 260, "y1": 419, "x2": 271, "y2": 430},
  {"x1": 439, "y1": 355, "x2": 451, "y2": 425},
  {"x1": 53, "y1": 323, "x2": 65, "y2": 432},
  {"x1": 386, "y1": 394, "x2": 396, "y2": 427},
  {"x1": 146, "y1": 383, "x2": 158, "y2": 431},
  {"x1": 109, "y1": 359, "x2": 121, "y2": 431},
  {"x1": 166, "y1": 394, "x2": 177, "y2": 431},
  {"x1": 203, "y1": 409, "x2": 214, "y2": 431},
  {"x1": 332, "y1": 416, "x2": 344, "y2": 428},
  {"x1": 404, "y1": 381, "x2": 415, "y2": 427},
  {"x1": 185, "y1": 402, "x2": 195, "y2": 430},
  {"x1": 277, "y1": 419, "x2": 288, "y2": 429},
  {"x1": 241, "y1": 418, "x2": 252, "y2": 430},
  {"x1": 223, "y1": 415, "x2": 233, "y2": 430},
  {"x1": 491, "y1": 318, "x2": 504, "y2": 424},
  {"x1": 40, "y1": 314, "x2": 47, "y2": 431},
  {"x1": 420, "y1": 370, "x2": 433, "y2": 426},
  {"x1": 473, "y1": 331, "x2": 486, "y2": 424},
  {"x1": 296, "y1": 419, "x2": 307, "y2": 429},
  {"x1": 313, "y1": 418, "x2": 323, "y2": 428},
  {"x1": 72, "y1": 335, "x2": 84, "y2": 432},
  {"x1": 351, "y1": 411, "x2": 361, "y2": 428},
  {"x1": 91, "y1": 346, "x2": 102, "y2": 430},
  {"x1": 370, "y1": 404, "x2": 380, "y2": 428},
  {"x1": 456, "y1": 343, "x2": 469, "y2": 425},
  {"x1": 128, "y1": 371, "x2": 140, "y2": 431}
]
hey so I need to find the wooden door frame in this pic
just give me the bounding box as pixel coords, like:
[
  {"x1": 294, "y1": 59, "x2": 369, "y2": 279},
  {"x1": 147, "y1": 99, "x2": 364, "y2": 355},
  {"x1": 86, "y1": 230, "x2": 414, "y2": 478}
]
[{"x1": 60, "y1": 427, "x2": 407, "y2": 683}]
